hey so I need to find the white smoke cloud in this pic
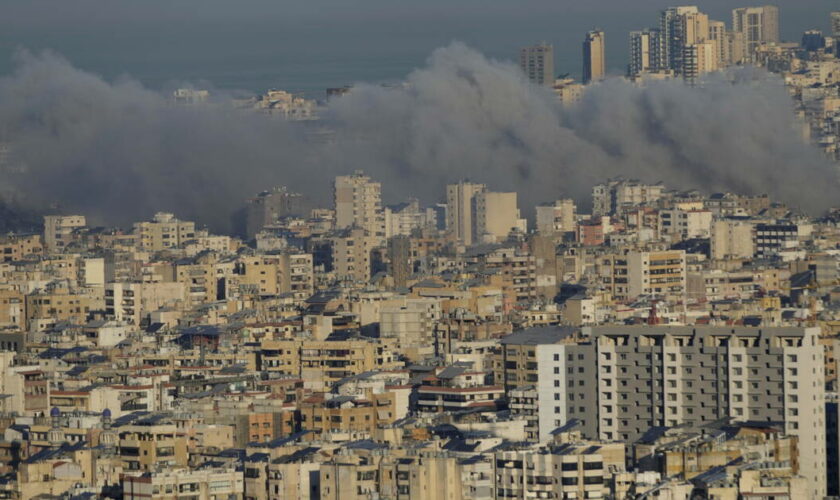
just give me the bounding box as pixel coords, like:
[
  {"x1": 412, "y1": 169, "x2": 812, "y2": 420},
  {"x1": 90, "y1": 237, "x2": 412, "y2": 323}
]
[{"x1": 0, "y1": 44, "x2": 835, "y2": 233}]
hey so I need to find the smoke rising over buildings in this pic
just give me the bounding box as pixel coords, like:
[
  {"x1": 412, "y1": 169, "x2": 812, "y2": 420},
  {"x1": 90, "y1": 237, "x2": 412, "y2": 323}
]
[{"x1": 0, "y1": 44, "x2": 836, "y2": 232}]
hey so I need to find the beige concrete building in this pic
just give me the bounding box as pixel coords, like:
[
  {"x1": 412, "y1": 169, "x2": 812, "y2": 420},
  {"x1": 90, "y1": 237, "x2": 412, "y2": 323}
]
[
  {"x1": 495, "y1": 442, "x2": 624, "y2": 499},
  {"x1": 733, "y1": 6, "x2": 780, "y2": 59},
  {"x1": 123, "y1": 466, "x2": 243, "y2": 500},
  {"x1": 133, "y1": 213, "x2": 196, "y2": 252},
  {"x1": 0, "y1": 289, "x2": 24, "y2": 330},
  {"x1": 710, "y1": 218, "x2": 754, "y2": 260},
  {"x1": 390, "y1": 454, "x2": 465, "y2": 500},
  {"x1": 583, "y1": 30, "x2": 606, "y2": 83},
  {"x1": 600, "y1": 250, "x2": 686, "y2": 301},
  {"x1": 708, "y1": 20, "x2": 744, "y2": 67},
  {"x1": 105, "y1": 281, "x2": 185, "y2": 326},
  {"x1": 629, "y1": 29, "x2": 662, "y2": 77},
  {"x1": 660, "y1": 6, "x2": 705, "y2": 72},
  {"x1": 0, "y1": 234, "x2": 43, "y2": 262},
  {"x1": 592, "y1": 179, "x2": 664, "y2": 216},
  {"x1": 446, "y1": 181, "x2": 485, "y2": 246},
  {"x1": 258, "y1": 338, "x2": 400, "y2": 390},
  {"x1": 331, "y1": 228, "x2": 379, "y2": 284},
  {"x1": 535, "y1": 199, "x2": 575, "y2": 236},
  {"x1": 520, "y1": 43, "x2": 554, "y2": 86},
  {"x1": 379, "y1": 297, "x2": 442, "y2": 352},
  {"x1": 266, "y1": 459, "x2": 322, "y2": 499},
  {"x1": 552, "y1": 78, "x2": 585, "y2": 106},
  {"x1": 119, "y1": 422, "x2": 188, "y2": 472},
  {"x1": 25, "y1": 286, "x2": 95, "y2": 330},
  {"x1": 687, "y1": 269, "x2": 759, "y2": 301},
  {"x1": 383, "y1": 198, "x2": 433, "y2": 238},
  {"x1": 683, "y1": 41, "x2": 718, "y2": 84},
  {"x1": 334, "y1": 172, "x2": 384, "y2": 240},
  {"x1": 474, "y1": 191, "x2": 521, "y2": 244},
  {"x1": 43, "y1": 215, "x2": 86, "y2": 252},
  {"x1": 245, "y1": 186, "x2": 304, "y2": 239},
  {"x1": 627, "y1": 250, "x2": 686, "y2": 299},
  {"x1": 658, "y1": 208, "x2": 712, "y2": 241},
  {"x1": 299, "y1": 392, "x2": 402, "y2": 438},
  {"x1": 236, "y1": 252, "x2": 314, "y2": 300},
  {"x1": 174, "y1": 260, "x2": 221, "y2": 307}
]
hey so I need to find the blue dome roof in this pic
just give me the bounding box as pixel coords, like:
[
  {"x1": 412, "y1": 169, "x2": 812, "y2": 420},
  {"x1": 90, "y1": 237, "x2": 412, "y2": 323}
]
[
  {"x1": 50, "y1": 407, "x2": 61, "y2": 417},
  {"x1": 102, "y1": 408, "x2": 111, "y2": 418}
]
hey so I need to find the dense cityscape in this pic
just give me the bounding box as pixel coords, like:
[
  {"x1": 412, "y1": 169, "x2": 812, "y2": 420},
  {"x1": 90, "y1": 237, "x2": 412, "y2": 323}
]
[{"x1": 2, "y1": 2, "x2": 840, "y2": 500}]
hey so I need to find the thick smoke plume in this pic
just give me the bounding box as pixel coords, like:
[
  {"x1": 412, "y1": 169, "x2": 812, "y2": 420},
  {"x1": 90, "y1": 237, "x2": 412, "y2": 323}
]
[{"x1": 0, "y1": 44, "x2": 835, "y2": 233}]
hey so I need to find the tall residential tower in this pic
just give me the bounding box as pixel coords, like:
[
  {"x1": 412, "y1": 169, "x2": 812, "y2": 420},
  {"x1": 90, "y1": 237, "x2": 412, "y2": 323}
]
[
  {"x1": 334, "y1": 172, "x2": 385, "y2": 240},
  {"x1": 519, "y1": 43, "x2": 555, "y2": 86},
  {"x1": 583, "y1": 30, "x2": 606, "y2": 83}
]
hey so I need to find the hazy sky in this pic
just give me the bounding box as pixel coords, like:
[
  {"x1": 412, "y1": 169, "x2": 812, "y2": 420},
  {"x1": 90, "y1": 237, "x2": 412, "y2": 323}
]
[{"x1": 0, "y1": 0, "x2": 835, "y2": 97}]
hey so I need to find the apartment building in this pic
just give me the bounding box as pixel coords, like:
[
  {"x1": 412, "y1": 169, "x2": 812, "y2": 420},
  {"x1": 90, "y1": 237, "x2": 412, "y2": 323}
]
[
  {"x1": 495, "y1": 324, "x2": 826, "y2": 496},
  {"x1": 755, "y1": 221, "x2": 810, "y2": 258},
  {"x1": 415, "y1": 366, "x2": 504, "y2": 414},
  {"x1": 583, "y1": 30, "x2": 606, "y2": 83},
  {"x1": 494, "y1": 327, "x2": 597, "y2": 442},
  {"x1": 687, "y1": 269, "x2": 759, "y2": 301},
  {"x1": 658, "y1": 208, "x2": 712, "y2": 241},
  {"x1": 588, "y1": 325, "x2": 825, "y2": 498},
  {"x1": 245, "y1": 186, "x2": 305, "y2": 239},
  {"x1": 446, "y1": 181, "x2": 486, "y2": 246},
  {"x1": 258, "y1": 338, "x2": 401, "y2": 390},
  {"x1": 236, "y1": 253, "x2": 314, "y2": 299},
  {"x1": 119, "y1": 421, "x2": 188, "y2": 472},
  {"x1": 0, "y1": 234, "x2": 42, "y2": 262},
  {"x1": 473, "y1": 191, "x2": 521, "y2": 244},
  {"x1": 123, "y1": 467, "x2": 243, "y2": 500},
  {"x1": 334, "y1": 172, "x2": 385, "y2": 240},
  {"x1": 710, "y1": 218, "x2": 754, "y2": 260},
  {"x1": 732, "y1": 6, "x2": 780, "y2": 59},
  {"x1": 0, "y1": 290, "x2": 24, "y2": 330},
  {"x1": 627, "y1": 250, "x2": 686, "y2": 299},
  {"x1": 330, "y1": 228, "x2": 379, "y2": 284},
  {"x1": 379, "y1": 297, "x2": 441, "y2": 351},
  {"x1": 465, "y1": 245, "x2": 537, "y2": 305},
  {"x1": 299, "y1": 392, "x2": 400, "y2": 438},
  {"x1": 519, "y1": 43, "x2": 554, "y2": 87},
  {"x1": 535, "y1": 199, "x2": 576, "y2": 236},
  {"x1": 105, "y1": 281, "x2": 185, "y2": 326},
  {"x1": 495, "y1": 442, "x2": 624, "y2": 499},
  {"x1": 43, "y1": 215, "x2": 86, "y2": 252},
  {"x1": 383, "y1": 199, "x2": 434, "y2": 238},
  {"x1": 600, "y1": 250, "x2": 686, "y2": 301},
  {"x1": 592, "y1": 180, "x2": 664, "y2": 216},
  {"x1": 25, "y1": 286, "x2": 95, "y2": 330},
  {"x1": 133, "y1": 213, "x2": 196, "y2": 252},
  {"x1": 629, "y1": 29, "x2": 663, "y2": 77}
]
